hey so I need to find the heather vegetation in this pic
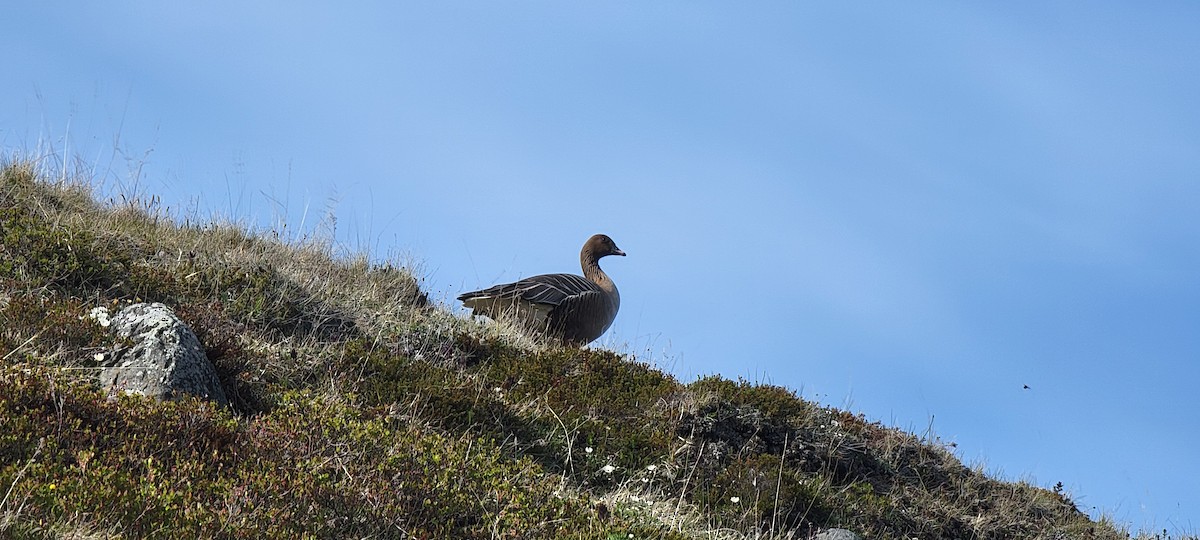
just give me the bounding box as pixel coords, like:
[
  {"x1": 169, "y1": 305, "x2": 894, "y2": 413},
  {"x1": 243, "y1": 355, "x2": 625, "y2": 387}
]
[{"x1": 0, "y1": 157, "x2": 1164, "y2": 538}]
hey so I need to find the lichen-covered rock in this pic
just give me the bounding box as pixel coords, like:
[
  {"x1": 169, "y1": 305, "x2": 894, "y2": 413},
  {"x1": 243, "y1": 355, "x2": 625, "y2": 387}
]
[
  {"x1": 814, "y1": 529, "x2": 863, "y2": 540},
  {"x1": 99, "y1": 302, "x2": 228, "y2": 406}
]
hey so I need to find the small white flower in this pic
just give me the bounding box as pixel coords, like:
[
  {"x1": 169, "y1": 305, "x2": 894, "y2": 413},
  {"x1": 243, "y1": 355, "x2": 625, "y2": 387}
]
[
  {"x1": 493, "y1": 387, "x2": 503, "y2": 393},
  {"x1": 645, "y1": 464, "x2": 657, "y2": 471},
  {"x1": 87, "y1": 307, "x2": 111, "y2": 327},
  {"x1": 730, "y1": 496, "x2": 741, "y2": 503},
  {"x1": 601, "y1": 464, "x2": 616, "y2": 474},
  {"x1": 585, "y1": 447, "x2": 593, "y2": 454},
  {"x1": 641, "y1": 478, "x2": 649, "y2": 483},
  {"x1": 94, "y1": 353, "x2": 105, "y2": 362},
  {"x1": 630, "y1": 495, "x2": 640, "y2": 502}
]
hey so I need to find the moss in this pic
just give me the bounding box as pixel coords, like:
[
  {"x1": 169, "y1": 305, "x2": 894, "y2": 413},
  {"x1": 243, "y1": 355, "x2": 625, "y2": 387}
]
[
  {"x1": 344, "y1": 336, "x2": 681, "y2": 488},
  {"x1": 205, "y1": 261, "x2": 355, "y2": 340},
  {"x1": 0, "y1": 365, "x2": 660, "y2": 539},
  {"x1": 0, "y1": 289, "x2": 112, "y2": 366},
  {"x1": 684, "y1": 451, "x2": 831, "y2": 534},
  {"x1": 482, "y1": 347, "x2": 680, "y2": 471},
  {"x1": 689, "y1": 375, "x2": 812, "y2": 421},
  {"x1": 0, "y1": 205, "x2": 122, "y2": 293}
]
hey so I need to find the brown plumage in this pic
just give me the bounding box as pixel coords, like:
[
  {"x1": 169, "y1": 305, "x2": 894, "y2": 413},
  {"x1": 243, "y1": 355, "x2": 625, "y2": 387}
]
[{"x1": 458, "y1": 234, "x2": 625, "y2": 346}]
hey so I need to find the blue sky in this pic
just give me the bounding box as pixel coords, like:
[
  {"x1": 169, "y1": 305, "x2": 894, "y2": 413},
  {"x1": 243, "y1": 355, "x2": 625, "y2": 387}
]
[{"x1": 5, "y1": 2, "x2": 1199, "y2": 534}]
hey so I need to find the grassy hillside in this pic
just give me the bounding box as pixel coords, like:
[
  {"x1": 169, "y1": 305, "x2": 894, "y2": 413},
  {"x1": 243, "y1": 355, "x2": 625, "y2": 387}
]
[{"x1": 0, "y1": 158, "x2": 1149, "y2": 539}]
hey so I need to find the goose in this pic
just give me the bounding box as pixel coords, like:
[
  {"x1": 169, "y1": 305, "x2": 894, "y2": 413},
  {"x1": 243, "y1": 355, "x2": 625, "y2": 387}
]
[{"x1": 458, "y1": 234, "x2": 625, "y2": 346}]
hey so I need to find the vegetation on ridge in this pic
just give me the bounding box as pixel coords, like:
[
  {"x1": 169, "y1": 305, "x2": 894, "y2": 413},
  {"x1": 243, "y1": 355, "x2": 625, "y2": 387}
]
[{"x1": 0, "y1": 157, "x2": 1153, "y2": 539}]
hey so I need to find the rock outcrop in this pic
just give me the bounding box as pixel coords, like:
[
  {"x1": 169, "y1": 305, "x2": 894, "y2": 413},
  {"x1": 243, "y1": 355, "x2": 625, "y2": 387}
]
[{"x1": 98, "y1": 302, "x2": 228, "y2": 406}]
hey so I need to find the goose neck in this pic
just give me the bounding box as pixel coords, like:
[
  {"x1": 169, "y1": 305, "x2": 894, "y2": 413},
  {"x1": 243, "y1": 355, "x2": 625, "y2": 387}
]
[{"x1": 581, "y1": 254, "x2": 606, "y2": 282}]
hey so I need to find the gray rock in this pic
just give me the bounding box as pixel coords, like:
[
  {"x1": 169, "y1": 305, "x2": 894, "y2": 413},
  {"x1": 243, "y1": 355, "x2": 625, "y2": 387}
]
[
  {"x1": 814, "y1": 529, "x2": 863, "y2": 540},
  {"x1": 99, "y1": 303, "x2": 228, "y2": 406}
]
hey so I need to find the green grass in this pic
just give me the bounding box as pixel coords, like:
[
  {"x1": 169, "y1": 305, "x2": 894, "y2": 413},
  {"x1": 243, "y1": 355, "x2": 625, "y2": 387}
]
[{"x1": 0, "y1": 157, "x2": 1176, "y2": 539}]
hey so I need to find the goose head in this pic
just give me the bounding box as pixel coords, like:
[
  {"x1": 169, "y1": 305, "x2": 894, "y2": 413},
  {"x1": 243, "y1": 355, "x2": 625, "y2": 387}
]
[{"x1": 585, "y1": 234, "x2": 626, "y2": 259}]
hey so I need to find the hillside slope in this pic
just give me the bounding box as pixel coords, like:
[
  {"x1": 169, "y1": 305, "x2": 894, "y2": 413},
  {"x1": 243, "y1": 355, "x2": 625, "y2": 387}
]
[{"x1": 0, "y1": 159, "x2": 1137, "y2": 539}]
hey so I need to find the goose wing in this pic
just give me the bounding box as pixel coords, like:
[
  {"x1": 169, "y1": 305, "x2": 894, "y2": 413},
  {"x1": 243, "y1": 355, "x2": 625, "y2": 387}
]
[
  {"x1": 458, "y1": 273, "x2": 597, "y2": 308},
  {"x1": 458, "y1": 273, "x2": 601, "y2": 330}
]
